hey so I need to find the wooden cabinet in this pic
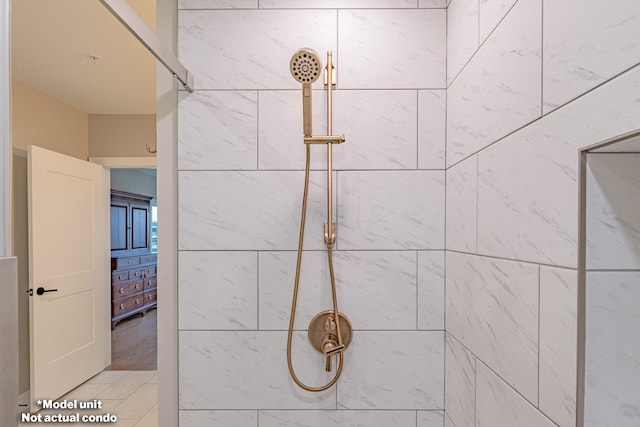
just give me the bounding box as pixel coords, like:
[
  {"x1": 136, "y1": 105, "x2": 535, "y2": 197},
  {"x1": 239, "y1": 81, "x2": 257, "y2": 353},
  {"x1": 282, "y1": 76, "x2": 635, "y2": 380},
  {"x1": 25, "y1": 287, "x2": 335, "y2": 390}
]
[
  {"x1": 111, "y1": 253, "x2": 157, "y2": 329},
  {"x1": 110, "y1": 191, "x2": 156, "y2": 329},
  {"x1": 110, "y1": 190, "x2": 152, "y2": 257}
]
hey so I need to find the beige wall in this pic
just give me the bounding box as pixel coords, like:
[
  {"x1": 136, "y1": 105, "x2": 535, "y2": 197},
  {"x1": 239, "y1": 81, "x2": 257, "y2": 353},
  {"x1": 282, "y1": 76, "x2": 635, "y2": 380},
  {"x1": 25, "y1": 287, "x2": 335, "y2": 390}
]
[
  {"x1": 11, "y1": 79, "x2": 88, "y2": 159},
  {"x1": 111, "y1": 169, "x2": 157, "y2": 199},
  {"x1": 89, "y1": 114, "x2": 156, "y2": 158}
]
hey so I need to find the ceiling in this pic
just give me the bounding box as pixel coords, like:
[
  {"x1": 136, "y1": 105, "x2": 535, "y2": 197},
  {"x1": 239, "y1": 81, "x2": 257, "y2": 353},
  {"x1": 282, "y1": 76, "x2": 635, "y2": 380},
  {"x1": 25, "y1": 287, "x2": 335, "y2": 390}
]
[{"x1": 11, "y1": 0, "x2": 157, "y2": 115}]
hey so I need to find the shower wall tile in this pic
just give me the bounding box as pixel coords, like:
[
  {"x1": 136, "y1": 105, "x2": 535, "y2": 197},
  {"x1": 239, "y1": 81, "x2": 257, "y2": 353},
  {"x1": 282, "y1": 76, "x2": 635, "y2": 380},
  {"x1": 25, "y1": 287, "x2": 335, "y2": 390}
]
[
  {"x1": 260, "y1": 410, "x2": 416, "y2": 427},
  {"x1": 337, "y1": 171, "x2": 445, "y2": 250},
  {"x1": 338, "y1": 331, "x2": 444, "y2": 409},
  {"x1": 418, "y1": 411, "x2": 444, "y2": 427},
  {"x1": 543, "y1": 0, "x2": 640, "y2": 113},
  {"x1": 260, "y1": 0, "x2": 418, "y2": 7},
  {"x1": 586, "y1": 154, "x2": 640, "y2": 270},
  {"x1": 178, "y1": 0, "x2": 257, "y2": 9},
  {"x1": 444, "y1": 414, "x2": 455, "y2": 427},
  {"x1": 477, "y1": 67, "x2": 640, "y2": 268},
  {"x1": 478, "y1": 0, "x2": 517, "y2": 43},
  {"x1": 332, "y1": 90, "x2": 418, "y2": 170},
  {"x1": 539, "y1": 267, "x2": 577, "y2": 427},
  {"x1": 338, "y1": 9, "x2": 446, "y2": 89},
  {"x1": 178, "y1": 171, "x2": 333, "y2": 250},
  {"x1": 259, "y1": 251, "x2": 417, "y2": 331},
  {"x1": 445, "y1": 334, "x2": 476, "y2": 427},
  {"x1": 179, "y1": 331, "x2": 336, "y2": 409},
  {"x1": 178, "y1": 251, "x2": 257, "y2": 330},
  {"x1": 446, "y1": 0, "x2": 541, "y2": 167},
  {"x1": 178, "y1": 10, "x2": 337, "y2": 90},
  {"x1": 445, "y1": 252, "x2": 539, "y2": 404},
  {"x1": 585, "y1": 272, "x2": 640, "y2": 427},
  {"x1": 476, "y1": 362, "x2": 556, "y2": 427},
  {"x1": 179, "y1": 410, "x2": 257, "y2": 426},
  {"x1": 418, "y1": 90, "x2": 447, "y2": 170},
  {"x1": 446, "y1": 156, "x2": 477, "y2": 253},
  {"x1": 178, "y1": 91, "x2": 257, "y2": 170},
  {"x1": 419, "y1": 0, "x2": 448, "y2": 8},
  {"x1": 447, "y1": 0, "x2": 478, "y2": 84},
  {"x1": 418, "y1": 251, "x2": 445, "y2": 330},
  {"x1": 258, "y1": 91, "x2": 327, "y2": 171}
]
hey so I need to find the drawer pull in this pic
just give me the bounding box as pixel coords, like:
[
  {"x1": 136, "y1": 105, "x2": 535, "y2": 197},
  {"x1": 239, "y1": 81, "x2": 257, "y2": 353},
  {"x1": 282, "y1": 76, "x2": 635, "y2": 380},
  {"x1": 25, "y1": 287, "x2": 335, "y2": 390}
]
[
  {"x1": 119, "y1": 275, "x2": 125, "y2": 280},
  {"x1": 135, "y1": 283, "x2": 140, "y2": 289},
  {"x1": 148, "y1": 294, "x2": 152, "y2": 299},
  {"x1": 135, "y1": 271, "x2": 140, "y2": 277},
  {"x1": 135, "y1": 298, "x2": 141, "y2": 304},
  {"x1": 119, "y1": 287, "x2": 125, "y2": 294},
  {"x1": 120, "y1": 303, "x2": 125, "y2": 310}
]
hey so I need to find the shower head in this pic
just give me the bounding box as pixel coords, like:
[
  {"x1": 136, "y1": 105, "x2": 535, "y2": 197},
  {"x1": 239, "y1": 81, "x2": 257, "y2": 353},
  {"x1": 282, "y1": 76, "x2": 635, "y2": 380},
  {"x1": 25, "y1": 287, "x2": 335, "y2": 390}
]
[
  {"x1": 290, "y1": 48, "x2": 322, "y2": 84},
  {"x1": 290, "y1": 48, "x2": 322, "y2": 137}
]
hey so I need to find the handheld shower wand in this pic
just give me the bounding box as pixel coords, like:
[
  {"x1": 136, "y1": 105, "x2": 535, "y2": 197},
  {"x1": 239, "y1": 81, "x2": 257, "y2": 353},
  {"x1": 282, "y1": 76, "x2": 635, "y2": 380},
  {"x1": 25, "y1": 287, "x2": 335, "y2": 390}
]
[
  {"x1": 290, "y1": 48, "x2": 322, "y2": 137},
  {"x1": 286, "y1": 49, "x2": 351, "y2": 393}
]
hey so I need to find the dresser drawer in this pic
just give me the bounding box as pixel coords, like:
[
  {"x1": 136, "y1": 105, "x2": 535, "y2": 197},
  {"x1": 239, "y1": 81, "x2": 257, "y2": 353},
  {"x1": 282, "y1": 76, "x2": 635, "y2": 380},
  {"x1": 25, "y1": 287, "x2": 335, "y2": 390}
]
[
  {"x1": 143, "y1": 275, "x2": 157, "y2": 290},
  {"x1": 129, "y1": 268, "x2": 146, "y2": 280},
  {"x1": 143, "y1": 289, "x2": 157, "y2": 304},
  {"x1": 140, "y1": 254, "x2": 157, "y2": 265},
  {"x1": 111, "y1": 270, "x2": 129, "y2": 284},
  {"x1": 112, "y1": 256, "x2": 140, "y2": 270},
  {"x1": 112, "y1": 279, "x2": 143, "y2": 300},
  {"x1": 143, "y1": 266, "x2": 156, "y2": 276},
  {"x1": 112, "y1": 294, "x2": 145, "y2": 316}
]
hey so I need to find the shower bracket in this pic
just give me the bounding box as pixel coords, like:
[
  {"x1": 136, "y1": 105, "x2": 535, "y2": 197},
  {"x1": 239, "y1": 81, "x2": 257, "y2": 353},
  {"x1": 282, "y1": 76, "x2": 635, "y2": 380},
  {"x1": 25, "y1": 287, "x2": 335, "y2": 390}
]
[
  {"x1": 304, "y1": 135, "x2": 345, "y2": 145},
  {"x1": 324, "y1": 221, "x2": 336, "y2": 246}
]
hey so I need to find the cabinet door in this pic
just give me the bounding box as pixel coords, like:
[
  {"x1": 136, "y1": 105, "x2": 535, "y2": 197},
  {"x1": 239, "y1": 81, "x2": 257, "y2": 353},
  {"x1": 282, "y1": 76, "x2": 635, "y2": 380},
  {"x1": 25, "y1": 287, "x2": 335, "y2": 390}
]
[
  {"x1": 130, "y1": 201, "x2": 151, "y2": 254},
  {"x1": 110, "y1": 200, "x2": 130, "y2": 257}
]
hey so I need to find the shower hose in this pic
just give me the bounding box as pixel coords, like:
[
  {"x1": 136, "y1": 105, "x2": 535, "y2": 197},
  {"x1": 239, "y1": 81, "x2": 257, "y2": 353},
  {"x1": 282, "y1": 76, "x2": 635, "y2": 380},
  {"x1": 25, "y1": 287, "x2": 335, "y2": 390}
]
[{"x1": 286, "y1": 143, "x2": 344, "y2": 392}]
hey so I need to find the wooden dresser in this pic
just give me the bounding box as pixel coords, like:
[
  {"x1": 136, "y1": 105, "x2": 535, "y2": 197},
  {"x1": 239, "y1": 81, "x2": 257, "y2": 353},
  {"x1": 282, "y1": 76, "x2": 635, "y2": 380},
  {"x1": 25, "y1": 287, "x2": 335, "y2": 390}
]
[
  {"x1": 110, "y1": 190, "x2": 157, "y2": 329},
  {"x1": 111, "y1": 253, "x2": 157, "y2": 329}
]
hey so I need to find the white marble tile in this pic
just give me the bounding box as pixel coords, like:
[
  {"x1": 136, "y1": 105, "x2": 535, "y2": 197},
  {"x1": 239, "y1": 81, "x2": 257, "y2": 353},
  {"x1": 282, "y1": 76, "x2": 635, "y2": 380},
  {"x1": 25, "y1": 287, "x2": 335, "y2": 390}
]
[
  {"x1": 418, "y1": 90, "x2": 446, "y2": 170},
  {"x1": 476, "y1": 362, "x2": 556, "y2": 427},
  {"x1": 337, "y1": 171, "x2": 445, "y2": 250},
  {"x1": 419, "y1": 0, "x2": 447, "y2": 8},
  {"x1": 179, "y1": 10, "x2": 337, "y2": 90},
  {"x1": 179, "y1": 331, "x2": 335, "y2": 409},
  {"x1": 418, "y1": 411, "x2": 444, "y2": 427},
  {"x1": 585, "y1": 272, "x2": 640, "y2": 427},
  {"x1": 260, "y1": 410, "x2": 417, "y2": 427},
  {"x1": 477, "y1": 67, "x2": 640, "y2": 268},
  {"x1": 99, "y1": 372, "x2": 157, "y2": 400},
  {"x1": 539, "y1": 267, "x2": 577, "y2": 427},
  {"x1": 135, "y1": 405, "x2": 158, "y2": 427},
  {"x1": 445, "y1": 334, "x2": 475, "y2": 427},
  {"x1": 478, "y1": 0, "x2": 517, "y2": 43},
  {"x1": 446, "y1": 252, "x2": 538, "y2": 404},
  {"x1": 338, "y1": 331, "x2": 444, "y2": 409},
  {"x1": 179, "y1": 171, "x2": 332, "y2": 250},
  {"x1": 178, "y1": 91, "x2": 257, "y2": 170},
  {"x1": 444, "y1": 414, "x2": 455, "y2": 427},
  {"x1": 179, "y1": 410, "x2": 257, "y2": 426},
  {"x1": 418, "y1": 251, "x2": 445, "y2": 330},
  {"x1": 586, "y1": 154, "x2": 640, "y2": 270},
  {"x1": 179, "y1": 0, "x2": 257, "y2": 9},
  {"x1": 543, "y1": 0, "x2": 640, "y2": 113},
  {"x1": 113, "y1": 383, "x2": 157, "y2": 419},
  {"x1": 260, "y1": 0, "x2": 418, "y2": 7},
  {"x1": 446, "y1": 156, "x2": 477, "y2": 252},
  {"x1": 259, "y1": 251, "x2": 417, "y2": 330},
  {"x1": 332, "y1": 90, "x2": 418, "y2": 170},
  {"x1": 338, "y1": 9, "x2": 446, "y2": 89},
  {"x1": 179, "y1": 251, "x2": 257, "y2": 330},
  {"x1": 446, "y1": 0, "x2": 541, "y2": 167},
  {"x1": 258, "y1": 90, "x2": 327, "y2": 171},
  {"x1": 447, "y1": 0, "x2": 478, "y2": 84}
]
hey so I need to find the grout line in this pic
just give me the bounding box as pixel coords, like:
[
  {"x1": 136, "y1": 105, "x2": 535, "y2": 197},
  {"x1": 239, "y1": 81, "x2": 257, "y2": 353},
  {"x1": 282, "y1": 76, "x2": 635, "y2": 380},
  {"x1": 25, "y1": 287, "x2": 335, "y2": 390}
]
[
  {"x1": 447, "y1": 249, "x2": 578, "y2": 271},
  {"x1": 256, "y1": 251, "x2": 260, "y2": 330},
  {"x1": 537, "y1": 264, "x2": 541, "y2": 407},
  {"x1": 256, "y1": 90, "x2": 260, "y2": 170},
  {"x1": 474, "y1": 348, "x2": 477, "y2": 427},
  {"x1": 416, "y1": 251, "x2": 420, "y2": 331},
  {"x1": 417, "y1": 90, "x2": 420, "y2": 169},
  {"x1": 540, "y1": 0, "x2": 544, "y2": 117},
  {"x1": 475, "y1": 154, "x2": 479, "y2": 253}
]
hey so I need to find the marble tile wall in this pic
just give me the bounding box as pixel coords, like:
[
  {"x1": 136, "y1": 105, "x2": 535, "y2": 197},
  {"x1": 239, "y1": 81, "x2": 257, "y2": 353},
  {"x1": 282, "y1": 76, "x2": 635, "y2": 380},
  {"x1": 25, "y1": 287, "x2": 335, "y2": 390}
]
[
  {"x1": 178, "y1": 3, "x2": 446, "y2": 426},
  {"x1": 583, "y1": 154, "x2": 640, "y2": 427},
  {"x1": 446, "y1": 0, "x2": 640, "y2": 426}
]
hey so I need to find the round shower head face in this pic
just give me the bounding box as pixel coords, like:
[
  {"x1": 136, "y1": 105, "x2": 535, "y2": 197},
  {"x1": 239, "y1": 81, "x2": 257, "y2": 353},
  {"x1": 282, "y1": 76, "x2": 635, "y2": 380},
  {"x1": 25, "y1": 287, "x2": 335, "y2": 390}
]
[{"x1": 290, "y1": 48, "x2": 322, "y2": 84}]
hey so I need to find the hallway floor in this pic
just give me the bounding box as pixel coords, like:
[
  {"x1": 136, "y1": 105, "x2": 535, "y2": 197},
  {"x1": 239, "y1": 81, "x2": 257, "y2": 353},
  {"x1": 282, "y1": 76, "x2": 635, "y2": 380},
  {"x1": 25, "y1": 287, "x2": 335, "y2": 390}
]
[{"x1": 20, "y1": 371, "x2": 157, "y2": 426}]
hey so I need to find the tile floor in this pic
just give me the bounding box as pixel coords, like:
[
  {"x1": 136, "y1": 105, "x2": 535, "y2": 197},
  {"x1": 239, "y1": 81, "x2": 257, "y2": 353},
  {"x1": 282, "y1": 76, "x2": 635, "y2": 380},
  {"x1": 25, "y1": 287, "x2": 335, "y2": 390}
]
[{"x1": 20, "y1": 371, "x2": 157, "y2": 427}]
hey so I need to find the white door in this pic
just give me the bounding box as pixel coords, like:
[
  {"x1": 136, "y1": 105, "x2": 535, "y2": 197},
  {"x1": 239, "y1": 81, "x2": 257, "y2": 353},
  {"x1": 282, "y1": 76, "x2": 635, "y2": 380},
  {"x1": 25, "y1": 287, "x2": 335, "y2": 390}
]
[{"x1": 28, "y1": 146, "x2": 110, "y2": 411}]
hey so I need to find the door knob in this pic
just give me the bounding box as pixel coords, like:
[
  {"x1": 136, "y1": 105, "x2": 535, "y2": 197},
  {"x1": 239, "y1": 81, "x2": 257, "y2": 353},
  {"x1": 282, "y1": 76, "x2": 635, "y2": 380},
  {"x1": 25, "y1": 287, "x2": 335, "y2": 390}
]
[{"x1": 36, "y1": 287, "x2": 58, "y2": 295}]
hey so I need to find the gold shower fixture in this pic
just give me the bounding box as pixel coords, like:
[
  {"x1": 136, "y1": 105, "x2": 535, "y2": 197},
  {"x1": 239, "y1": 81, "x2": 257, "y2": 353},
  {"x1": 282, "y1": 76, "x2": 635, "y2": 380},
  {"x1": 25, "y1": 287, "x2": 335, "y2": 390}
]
[{"x1": 286, "y1": 49, "x2": 351, "y2": 392}]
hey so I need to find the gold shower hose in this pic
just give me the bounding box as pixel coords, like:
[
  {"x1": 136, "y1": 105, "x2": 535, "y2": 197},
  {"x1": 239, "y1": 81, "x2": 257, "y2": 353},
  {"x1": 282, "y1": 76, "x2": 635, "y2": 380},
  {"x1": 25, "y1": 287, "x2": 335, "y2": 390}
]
[{"x1": 286, "y1": 143, "x2": 344, "y2": 392}]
